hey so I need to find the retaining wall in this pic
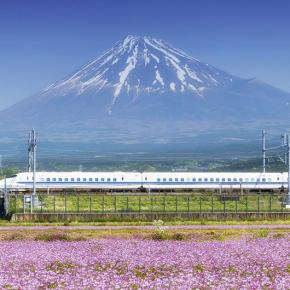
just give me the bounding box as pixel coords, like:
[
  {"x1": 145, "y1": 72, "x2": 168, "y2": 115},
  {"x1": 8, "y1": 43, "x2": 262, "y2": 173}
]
[{"x1": 11, "y1": 212, "x2": 290, "y2": 222}]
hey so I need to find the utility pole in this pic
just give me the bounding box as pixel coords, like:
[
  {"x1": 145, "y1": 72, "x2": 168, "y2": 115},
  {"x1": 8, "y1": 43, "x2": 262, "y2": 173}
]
[
  {"x1": 262, "y1": 130, "x2": 266, "y2": 173},
  {"x1": 287, "y1": 135, "x2": 290, "y2": 208},
  {"x1": 4, "y1": 177, "x2": 9, "y2": 215},
  {"x1": 28, "y1": 129, "x2": 37, "y2": 213},
  {"x1": 0, "y1": 155, "x2": 3, "y2": 177},
  {"x1": 262, "y1": 129, "x2": 290, "y2": 208}
]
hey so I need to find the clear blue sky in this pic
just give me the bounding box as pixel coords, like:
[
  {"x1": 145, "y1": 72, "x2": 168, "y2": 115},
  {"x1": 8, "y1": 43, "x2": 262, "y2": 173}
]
[{"x1": 0, "y1": 0, "x2": 289, "y2": 110}]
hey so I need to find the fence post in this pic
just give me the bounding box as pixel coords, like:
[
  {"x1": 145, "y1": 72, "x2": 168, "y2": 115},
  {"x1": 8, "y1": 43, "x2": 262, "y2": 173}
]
[
  {"x1": 199, "y1": 196, "x2": 202, "y2": 213},
  {"x1": 235, "y1": 193, "x2": 238, "y2": 213},
  {"x1": 23, "y1": 195, "x2": 25, "y2": 214},
  {"x1": 176, "y1": 195, "x2": 178, "y2": 212},
  {"x1": 211, "y1": 194, "x2": 214, "y2": 213},
  {"x1": 163, "y1": 195, "x2": 166, "y2": 212},
  {"x1": 89, "y1": 194, "x2": 92, "y2": 213},
  {"x1": 126, "y1": 195, "x2": 129, "y2": 212},
  {"x1": 223, "y1": 196, "x2": 226, "y2": 213},
  {"x1": 102, "y1": 195, "x2": 105, "y2": 213},
  {"x1": 187, "y1": 195, "x2": 190, "y2": 213},
  {"x1": 77, "y1": 195, "x2": 79, "y2": 213},
  {"x1": 281, "y1": 195, "x2": 284, "y2": 212},
  {"x1": 65, "y1": 195, "x2": 67, "y2": 213},
  {"x1": 258, "y1": 195, "x2": 260, "y2": 213},
  {"x1": 114, "y1": 196, "x2": 117, "y2": 213},
  {"x1": 151, "y1": 196, "x2": 153, "y2": 212},
  {"x1": 139, "y1": 196, "x2": 141, "y2": 213},
  {"x1": 269, "y1": 195, "x2": 272, "y2": 212},
  {"x1": 41, "y1": 194, "x2": 43, "y2": 213},
  {"x1": 246, "y1": 195, "x2": 248, "y2": 213},
  {"x1": 54, "y1": 194, "x2": 56, "y2": 213}
]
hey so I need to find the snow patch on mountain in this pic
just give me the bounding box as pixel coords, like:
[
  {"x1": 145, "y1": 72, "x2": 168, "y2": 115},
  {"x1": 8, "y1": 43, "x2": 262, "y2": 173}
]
[{"x1": 38, "y1": 35, "x2": 238, "y2": 114}]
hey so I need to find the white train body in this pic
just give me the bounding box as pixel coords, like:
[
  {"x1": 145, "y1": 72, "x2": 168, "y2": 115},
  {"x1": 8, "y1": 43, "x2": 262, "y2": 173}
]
[{"x1": 0, "y1": 171, "x2": 288, "y2": 191}]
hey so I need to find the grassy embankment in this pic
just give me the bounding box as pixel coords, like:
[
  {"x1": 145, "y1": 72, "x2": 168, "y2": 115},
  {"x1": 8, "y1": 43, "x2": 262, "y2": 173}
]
[{"x1": 9, "y1": 193, "x2": 287, "y2": 214}]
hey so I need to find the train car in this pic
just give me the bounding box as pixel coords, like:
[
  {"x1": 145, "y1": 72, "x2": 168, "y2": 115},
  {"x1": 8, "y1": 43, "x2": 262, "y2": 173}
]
[{"x1": 0, "y1": 171, "x2": 288, "y2": 192}]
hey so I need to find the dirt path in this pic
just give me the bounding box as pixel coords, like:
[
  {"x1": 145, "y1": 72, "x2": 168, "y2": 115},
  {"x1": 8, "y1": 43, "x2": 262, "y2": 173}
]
[{"x1": 0, "y1": 224, "x2": 289, "y2": 231}]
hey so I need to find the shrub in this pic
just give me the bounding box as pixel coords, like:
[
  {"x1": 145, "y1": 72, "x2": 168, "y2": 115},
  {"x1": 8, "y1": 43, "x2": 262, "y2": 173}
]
[
  {"x1": 35, "y1": 232, "x2": 71, "y2": 241},
  {"x1": 254, "y1": 229, "x2": 269, "y2": 238},
  {"x1": 4, "y1": 232, "x2": 26, "y2": 241},
  {"x1": 171, "y1": 232, "x2": 188, "y2": 241}
]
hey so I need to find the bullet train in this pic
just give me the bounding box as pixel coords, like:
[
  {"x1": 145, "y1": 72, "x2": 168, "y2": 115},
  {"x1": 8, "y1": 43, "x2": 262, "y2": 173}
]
[{"x1": 0, "y1": 171, "x2": 288, "y2": 192}]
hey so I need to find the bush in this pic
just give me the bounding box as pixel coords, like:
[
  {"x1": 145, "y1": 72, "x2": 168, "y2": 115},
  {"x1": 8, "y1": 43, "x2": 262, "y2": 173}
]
[
  {"x1": 254, "y1": 229, "x2": 269, "y2": 238},
  {"x1": 151, "y1": 231, "x2": 168, "y2": 241},
  {"x1": 171, "y1": 232, "x2": 187, "y2": 241},
  {"x1": 35, "y1": 232, "x2": 71, "y2": 241},
  {"x1": 4, "y1": 232, "x2": 26, "y2": 241}
]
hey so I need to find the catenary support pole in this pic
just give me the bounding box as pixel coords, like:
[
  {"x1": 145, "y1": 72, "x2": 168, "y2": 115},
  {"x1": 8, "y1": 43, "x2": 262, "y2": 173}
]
[
  {"x1": 262, "y1": 129, "x2": 266, "y2": 173},
  {"x1": 287, "y1": 134, "x2": 290, "y2": 208}
]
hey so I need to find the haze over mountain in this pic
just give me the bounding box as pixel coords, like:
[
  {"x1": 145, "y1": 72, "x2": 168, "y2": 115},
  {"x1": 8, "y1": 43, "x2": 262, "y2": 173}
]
[{"x1": 1, "y1": 35, "x2": 290, "y2": 144}]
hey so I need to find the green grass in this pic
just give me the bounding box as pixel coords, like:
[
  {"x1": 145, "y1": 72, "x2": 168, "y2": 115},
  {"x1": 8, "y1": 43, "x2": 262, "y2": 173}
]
[
  {"x1": 1, "y1": 219, "x2": 290, "y2": 226},
  {"x1": 0, "y1": 227, "x2": 289, "y2": 242},
  {"x1": 8, "y1": 193, "x2": 287, "y2": 214}
]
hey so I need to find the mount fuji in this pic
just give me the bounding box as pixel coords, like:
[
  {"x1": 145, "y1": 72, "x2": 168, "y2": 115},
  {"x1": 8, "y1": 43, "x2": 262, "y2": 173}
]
[{"x1": 1, "y1": 35, "x2": 290, "y2": 143}]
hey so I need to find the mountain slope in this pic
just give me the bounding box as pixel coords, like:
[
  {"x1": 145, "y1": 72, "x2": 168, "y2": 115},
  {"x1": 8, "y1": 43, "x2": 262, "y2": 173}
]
[{"x1": 1, "y1": 35, "x2": 290, "y2": 142}]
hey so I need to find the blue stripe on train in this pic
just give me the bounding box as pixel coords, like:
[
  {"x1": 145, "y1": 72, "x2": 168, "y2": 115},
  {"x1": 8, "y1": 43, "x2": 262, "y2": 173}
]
[{"x1": 18, "y1": 181, "x2": 285, "y2": 185}]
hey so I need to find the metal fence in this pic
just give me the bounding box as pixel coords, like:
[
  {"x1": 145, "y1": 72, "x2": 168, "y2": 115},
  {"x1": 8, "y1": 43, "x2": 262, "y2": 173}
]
[{"x1": 8, "y1": 193, "x2": 290, "y2": 214}]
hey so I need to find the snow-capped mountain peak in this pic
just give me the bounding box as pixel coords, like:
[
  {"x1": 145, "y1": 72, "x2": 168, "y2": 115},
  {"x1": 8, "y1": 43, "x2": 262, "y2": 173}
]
[{"x1": 40, "y1": 35, "x2": 236, "y2": 114}]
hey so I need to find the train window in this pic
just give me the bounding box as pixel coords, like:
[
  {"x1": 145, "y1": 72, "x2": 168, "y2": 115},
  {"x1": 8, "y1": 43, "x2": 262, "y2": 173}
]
[
  {"x1": 95, "y1": 178, "x2": 98, "y2": 182},
  {"x1": 47, "y1": 178, "x2": 50, "y2": 182},
  {"x1": 181, "y1": 178, "x2": 184, "y2": 182},
  {"x1": 101, "y1": 178, "x2": 105, "y2": 182},
  {"x1": 77, "y1": 178, "x2": 81, "y2": 182},
  {"x1": 216, "y1": 178, "x2": 220, "y2": 182},
  {"x1": 175, "y1": 178, "x2": 179, "y2": 182},
  {"x1": 262, "y1": 178, "x2": 266, "y2": 182},
  {"x1": 233, "y1": 178, "x2": 237, "y2": 182},
  {"x1": 210, "y1": 178, "x2": 214, "y2": 182},
  {"x1": 58, "y1": 178, "x2": 62, "y2": 182},
  {"x1": 222, "y1": 178, "x2": 225, "y2": 182},
  {"x1": 169, "y1": 178, "x2": 173, "y2": 182},
  {"x1": 83, "y1": 178, "x2": 87, "y2": 182},
  {"x1": 107, "y1": 178, "x2": 111, "y2": 182},
  {"x1": 227, "y1": 178, "x2": 231, "y2": 182},
  {"x1": 192, "y1": 178, "x2": 196, "y2": 182},
  {"x1": 277, "y1": 177, "x2": 279, "y2": 181},
  {"x1": 65, "y1": 178, "x2": 68, "y2": 182},
  {"x1": 89, "y1": 178, "x2": 93, "y2": 182},
  {"x1": 239, "y1": 178, "x2": 243, "y2": 182},
  {"x1": 122, "y1": 177, "x2": 124, "y2": 181},
  {"x1": 163, "y1": 178, "x2": 166, "y2": 182},
  {"x1": 198, "y1": 178, "x2": 202, "y2": 182},
  {"x1": 27, "y1": 176, "x2": 29, "y2": 180},
  {"x1": 256, "y1": 178, "x2": 260, "y2": 182},
  {"x1": 251, "y1": 178, "x2": 255, "y2": 182},
  {"x1": 113, "y1": 178, "x2": 117, "y2": 182},
  {"x1": 157, "y1": 178, "x2": 161, "y2": 182},
  {"x1": 71, "y1": 178, "x2": 75, "y2": 182},
  {"x1": 52, "y1": 178, "x2": 56, "y2": 182},
  {"x1": 245, "y1": 178, "x2": 249, "y2": 182},
  {"x1": 145, "y1": 177, "x2": 147, "y2": 181},
  {"x1": 204, "y1": 178, "x2": 208, "y2": 182}
]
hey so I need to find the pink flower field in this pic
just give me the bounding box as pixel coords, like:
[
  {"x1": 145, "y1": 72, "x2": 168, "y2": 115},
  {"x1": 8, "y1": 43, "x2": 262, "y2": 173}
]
[{"x1": 0, "y1": 236, "x2": 289, "y2": 289}]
